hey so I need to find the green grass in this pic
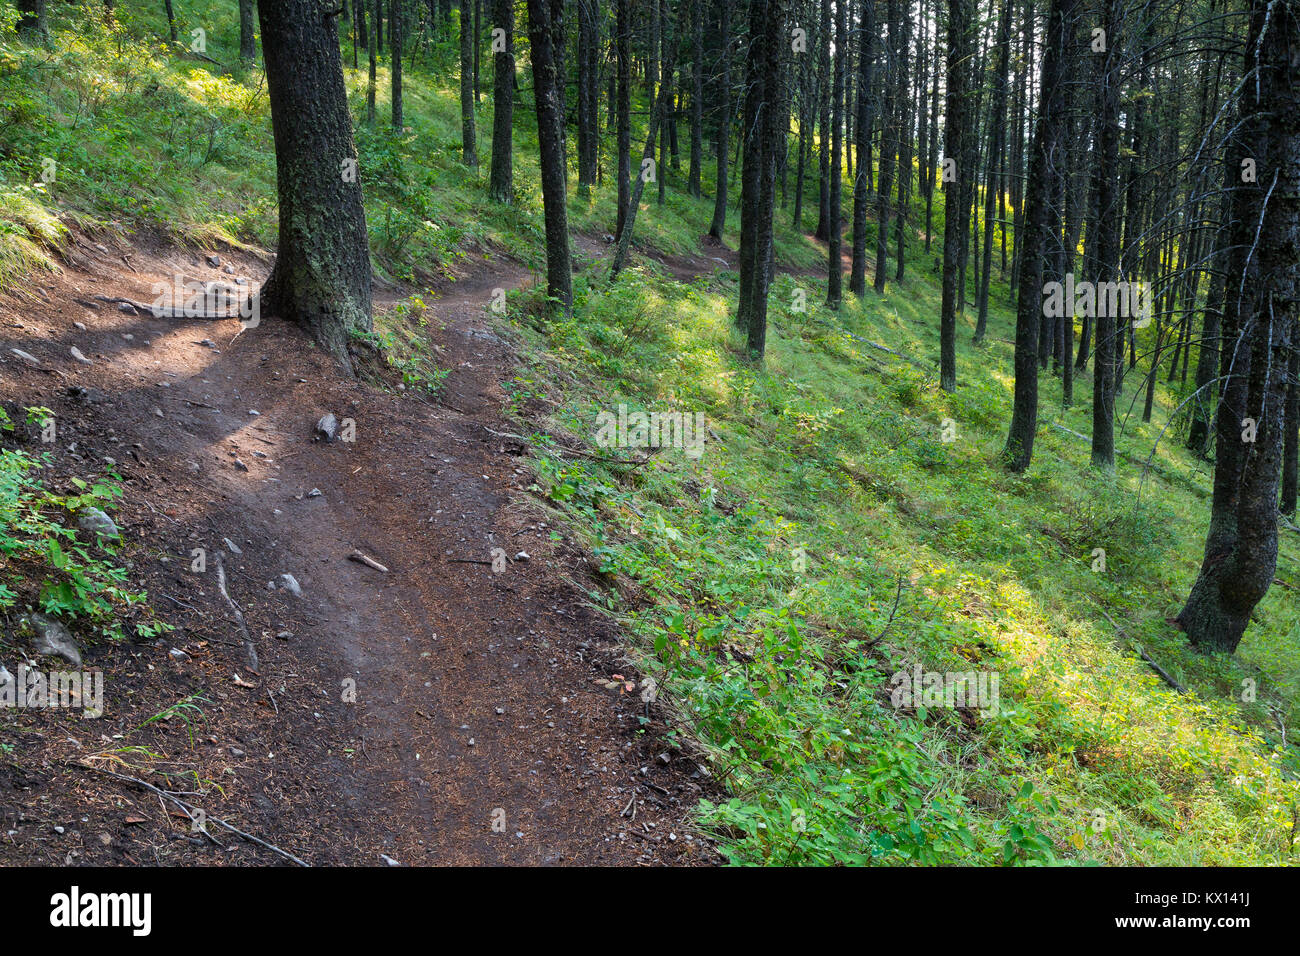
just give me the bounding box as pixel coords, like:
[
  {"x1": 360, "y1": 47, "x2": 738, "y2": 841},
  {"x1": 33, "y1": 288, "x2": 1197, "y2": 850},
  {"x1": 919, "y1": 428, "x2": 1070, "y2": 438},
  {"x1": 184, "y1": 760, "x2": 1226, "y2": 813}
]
[
  {"x1": 1, "y1": 0, "x2": 1297, "y2": 865},
  {"x1": 508, "y1": 255, "x2": 1300, "y2": 865}
]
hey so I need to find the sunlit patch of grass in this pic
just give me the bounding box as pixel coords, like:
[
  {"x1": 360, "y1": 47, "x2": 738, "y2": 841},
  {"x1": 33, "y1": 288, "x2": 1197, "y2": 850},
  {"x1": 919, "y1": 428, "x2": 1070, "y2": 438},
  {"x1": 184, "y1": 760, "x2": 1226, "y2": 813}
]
[
  {"x1": 0, "y1": 184, "x2": 65, "y2": 285},
  {"x1": 510, "y1": 231, "x2": 1300, "y2": 865}
]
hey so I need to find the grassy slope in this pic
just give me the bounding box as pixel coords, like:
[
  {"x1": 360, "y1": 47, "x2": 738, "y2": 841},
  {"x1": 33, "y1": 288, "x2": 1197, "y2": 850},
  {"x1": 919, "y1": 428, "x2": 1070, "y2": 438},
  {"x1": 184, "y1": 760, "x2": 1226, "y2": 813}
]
[{"x1": 2, "y1": 1, "x2": 1297, "y2": 865}]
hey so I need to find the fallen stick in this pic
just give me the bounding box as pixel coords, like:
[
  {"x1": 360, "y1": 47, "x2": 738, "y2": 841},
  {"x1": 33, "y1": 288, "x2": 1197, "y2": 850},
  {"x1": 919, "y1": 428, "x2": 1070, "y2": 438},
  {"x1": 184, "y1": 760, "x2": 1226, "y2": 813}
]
[
  {"x1": 1094, "y1": 605, "x2": 1187, "y2": 694},
  {"x1": 74, "y1": 763, "x2": 309, "y2": 866},
  {"x1": 93, "y1": 294, "x2": 245, "y2": 320},
  {"x1": 214, "y1": 551, "x2": 259, "y2": 673},
  {"x1": 348, "y1": 549, "x2": 389, "y2": 573}
]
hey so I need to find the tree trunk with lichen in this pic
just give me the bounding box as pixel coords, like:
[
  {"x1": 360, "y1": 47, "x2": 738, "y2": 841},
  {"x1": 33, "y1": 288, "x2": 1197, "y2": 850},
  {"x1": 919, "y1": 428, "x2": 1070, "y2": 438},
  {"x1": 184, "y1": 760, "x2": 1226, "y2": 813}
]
[{"x1": 257, "y1": 0, "x2": 373, "y2": 372}]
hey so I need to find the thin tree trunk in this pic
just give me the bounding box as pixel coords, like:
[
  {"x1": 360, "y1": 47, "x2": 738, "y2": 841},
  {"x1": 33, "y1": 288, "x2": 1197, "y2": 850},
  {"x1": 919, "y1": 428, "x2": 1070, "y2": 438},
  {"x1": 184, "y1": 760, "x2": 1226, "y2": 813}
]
[
  {"x1": 940, "y1": 0, "x2": 974, "y2": 390},
  {"x1": 240, "y1": 0, "x2": 257, "y2": 62},
  {"x1": 1088, "y1": 0, "x2": 1122, "y2": 471},
  {"x1": 526, "y1": 0, "x2": 572, "y2": 313},
  {"x1": 460, "y1": 0, "x2": 479, "y2": 167},
  {"x1": 1003, "y1": 0, "x2": 1075, "y2": 470},
  {"x1": 391, "y1": 0, "x2": 403, "y2": 129},
  {"x1": 974, "y1": 0, "x2": 1011, "y2": 344},
  {"x1": 489, "y1": 0, "x2": 514, "y2": 202},
  {"x1": 616, "y1": 0, "x2": 632, "y2": 239},
  {"x1": 736, "y1": 0, "x2": 788, "y2": 357},
  {"x1": 708, "y1": 0, "x2": 732, "y2": 239},
  {"x1": 849, "y1": 0, "x2": 875, "y2": 297},
  {"x1": 689, "y1": 0, "x2": 704, "y2": 198},
  {"x1": 874, "y1": 0, "x2": 898, "y2": 293},
  {"x1": 826, "y1": 0, "x2": 845, "y2": 306}
]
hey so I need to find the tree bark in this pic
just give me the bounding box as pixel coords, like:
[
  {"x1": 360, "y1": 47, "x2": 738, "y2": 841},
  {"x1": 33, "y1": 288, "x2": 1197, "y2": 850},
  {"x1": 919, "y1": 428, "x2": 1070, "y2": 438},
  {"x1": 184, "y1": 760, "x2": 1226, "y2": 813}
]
[
  {"x1": 825, "y1": 0, "x2": 845, "y2": 307},
  {"x1": 240, "y1": 0, "x2": 258, "y2": 62},
  {"x1": 849, "y1": 0, "x2": 874, "y2": 297},
  {"x1": 736, "y1": 0, "x2": 788, "y2": 358},
  {"x1": 460, "y1": 0, "x2": 479, "y2": 167},
  {"x1": 577, "y1": 0, "x2": 600, "y2": 193},
  {"x1": 525, "y1": 0, "x2": 572, "y2": 313},
  {"x1": 940, "y1": 0, "x2": 974, "y2": 390},
  {"x1": 257, "y1": 0, "x2": 373, "y2": 371},
  {"x1": 367, "y1": 0, "x2": 378, "y2": 124},
  {"x1": 688, "y1": 0, "x2": 704, "y2": 198},
  {"x1": 1177, "y1": 0, "x2": 1299, "y2": 654},
  {"x1": 1088, "y1": 0, "x2": 1122, "y2": 471},
  {"x1": 610, "y1": 13, "x2": 679, "y2": 279},
  {"x1": 874, "y1": 0, "x2": 898, "y2": 293},
  {"x1": 1003, "y1": 0, "x2": 1075, "y2": 470},
  {"x1": 16, "y1": 0, "x2": 47, "y2": 41},
  {"x1": 489, "y1": 0, "x2": 514, "y2": 202},
  {"x1": 390, "y1": 0, "x2": 403, "y2": 129},
  {"x1": 708, "y1": 0, "x2": 732, "y2": 240}
]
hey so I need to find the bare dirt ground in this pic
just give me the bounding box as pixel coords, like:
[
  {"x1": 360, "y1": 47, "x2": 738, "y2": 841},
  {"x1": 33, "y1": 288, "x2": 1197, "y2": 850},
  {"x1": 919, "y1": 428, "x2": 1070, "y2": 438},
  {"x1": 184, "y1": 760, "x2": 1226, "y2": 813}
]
[{"x1": 0, "y1": 232, "x2": 721, "y2": 866}]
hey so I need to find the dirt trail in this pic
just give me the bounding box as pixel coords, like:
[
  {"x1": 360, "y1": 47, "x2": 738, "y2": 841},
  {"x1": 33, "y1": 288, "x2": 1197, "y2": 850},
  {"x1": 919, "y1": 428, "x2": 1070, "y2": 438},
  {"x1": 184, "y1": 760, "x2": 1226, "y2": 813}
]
[{"x1": 0, "y1": 235, "x2": 718, "y2": 866}]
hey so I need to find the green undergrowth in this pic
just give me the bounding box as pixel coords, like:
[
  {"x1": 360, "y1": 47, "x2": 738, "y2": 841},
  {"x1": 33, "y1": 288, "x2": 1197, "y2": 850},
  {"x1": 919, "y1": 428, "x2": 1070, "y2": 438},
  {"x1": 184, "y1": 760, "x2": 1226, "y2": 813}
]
[
  {"x1": 504, "y1": 253, "x2": 1300, "y2": 866},
  {"x1": 2, "y1": 1, "x2": 1298, "y2": 866},
  {"x1": 0, "y1": 406, "x2": 167, "y2": 643}
]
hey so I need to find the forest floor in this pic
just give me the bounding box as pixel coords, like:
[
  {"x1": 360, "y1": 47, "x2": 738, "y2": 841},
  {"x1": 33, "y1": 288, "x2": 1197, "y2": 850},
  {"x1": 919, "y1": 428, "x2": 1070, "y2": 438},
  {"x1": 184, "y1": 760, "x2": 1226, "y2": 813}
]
[{"x1": 0, "y1": 229, "x2": 725, "y2": 866}]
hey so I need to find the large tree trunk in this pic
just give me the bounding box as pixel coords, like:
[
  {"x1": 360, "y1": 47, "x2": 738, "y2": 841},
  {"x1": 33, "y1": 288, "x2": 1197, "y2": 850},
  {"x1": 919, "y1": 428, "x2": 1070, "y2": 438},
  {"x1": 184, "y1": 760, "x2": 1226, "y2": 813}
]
[
  {"x1": 257, "y1": 0, "x2": 373, "y2": 371},
  {"x1": 1002, "y1": 0, "x2": 1074, "y2": 470},
  {"x1": 488, "y1": 0, "x2": 514, "y2": 202},
  {"x1": 526, "y1": 0, "x2": 572, "y2": 313},
  {"x1": 460, "y1": 0, "x2": 479, "y2": 167},
  {"x1": 16, "y1": 0, "x2": 47, "y2": 41},
  {"x1": 848, "y1": 0, "x2": 874, "y2": 297},
  {"x1": 736, "y1": 0, "x2": 788, "y2": 357},
  {"x1": 1177, "y1": 0, "x2": 1299, "y2": 654}
]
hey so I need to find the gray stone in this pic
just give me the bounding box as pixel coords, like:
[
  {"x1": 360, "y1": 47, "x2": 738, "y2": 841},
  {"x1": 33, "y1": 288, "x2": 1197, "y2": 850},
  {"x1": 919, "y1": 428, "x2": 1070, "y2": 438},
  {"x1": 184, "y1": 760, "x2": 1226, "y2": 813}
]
[
  {"x1": 26, "y1": 613, "x2": 82, "y2": 667},
  {"x1": 315, "y1": 413, "x2": 338, "y2": 443},
  {"x1": 76, "y1": 507, "x2": 119, "y2": 538},
  {"x1": 70, "y1": 346, "x2": 92, "y2": 365},
  {"x1": 278, "y1": 574, "x2": 303, "y2": 598}
]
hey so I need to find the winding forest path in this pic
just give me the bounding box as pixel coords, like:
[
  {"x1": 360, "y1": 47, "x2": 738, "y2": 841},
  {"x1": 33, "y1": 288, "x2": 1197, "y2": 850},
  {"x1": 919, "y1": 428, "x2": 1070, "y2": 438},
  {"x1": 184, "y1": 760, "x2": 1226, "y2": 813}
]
[{"x1": 0, "y1": 234, "x2": 718, "y2": 866}]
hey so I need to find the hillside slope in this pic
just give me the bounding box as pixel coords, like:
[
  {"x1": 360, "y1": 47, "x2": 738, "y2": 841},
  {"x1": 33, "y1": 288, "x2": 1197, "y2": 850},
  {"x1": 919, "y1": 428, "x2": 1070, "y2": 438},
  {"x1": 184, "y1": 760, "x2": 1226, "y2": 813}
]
[{"x1": 0, "y1": 2, "x2": 1297, "y2": 866}]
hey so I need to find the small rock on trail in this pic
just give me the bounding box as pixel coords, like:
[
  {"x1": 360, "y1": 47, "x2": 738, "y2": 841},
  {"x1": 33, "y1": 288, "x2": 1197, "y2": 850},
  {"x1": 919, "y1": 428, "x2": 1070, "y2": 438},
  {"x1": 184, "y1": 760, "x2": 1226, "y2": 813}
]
[{"x1": 25, "y1": 612, "x2": 82, "y2": 667}]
